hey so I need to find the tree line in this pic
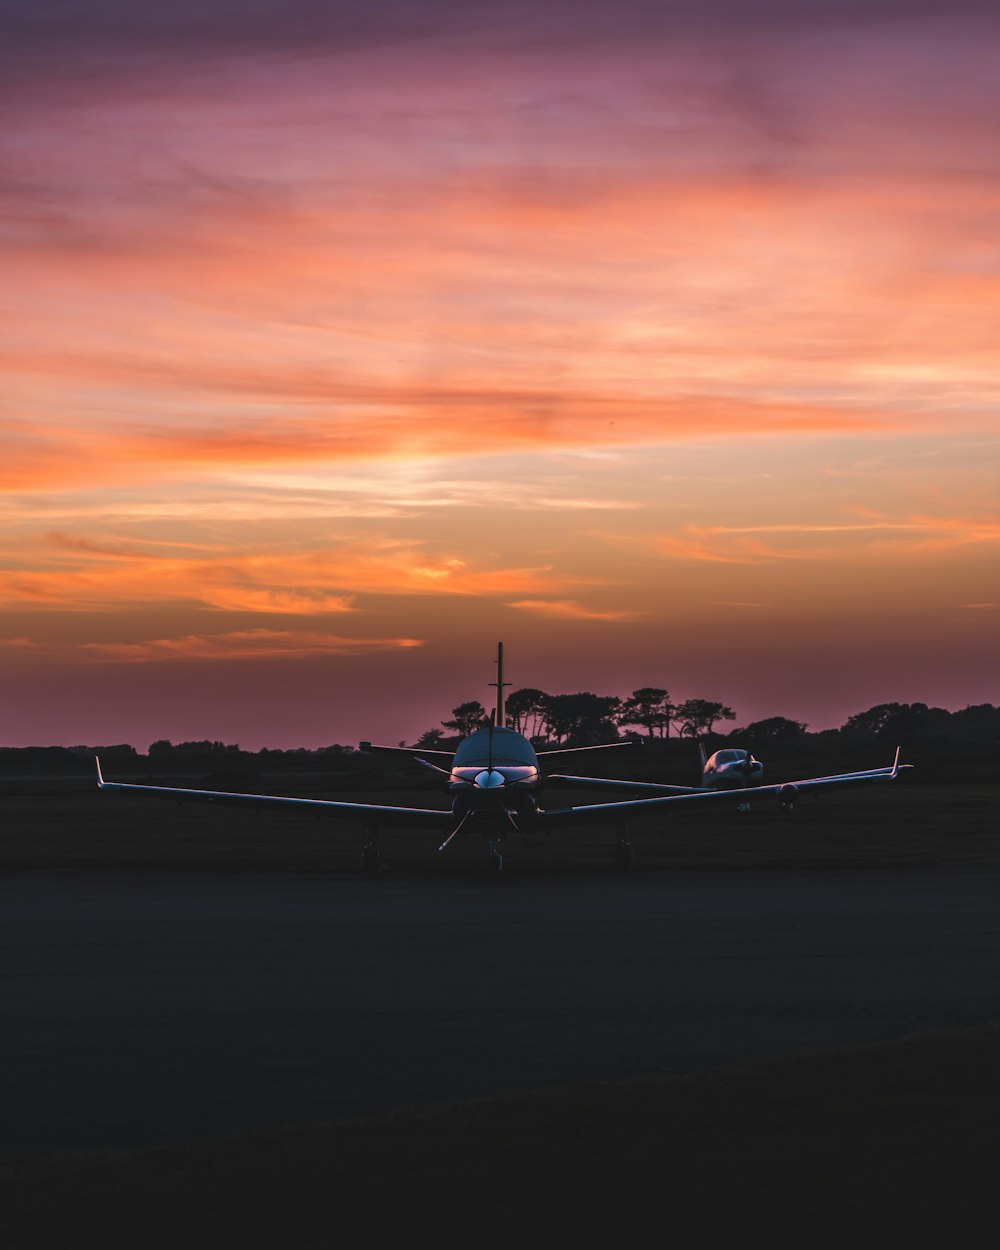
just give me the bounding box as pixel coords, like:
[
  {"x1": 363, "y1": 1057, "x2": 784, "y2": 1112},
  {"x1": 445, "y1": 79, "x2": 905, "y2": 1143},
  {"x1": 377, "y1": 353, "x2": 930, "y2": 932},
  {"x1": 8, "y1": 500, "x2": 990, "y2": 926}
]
[
  {"x1": 414, "y1": 689, "x2": 1000, "y2": 750},
  {"x1": 416, "y1": 688, "x2": 740, "y2": 749},
  {"x1": 2, "y1": 697, "x2": 996, "y2": 771}
]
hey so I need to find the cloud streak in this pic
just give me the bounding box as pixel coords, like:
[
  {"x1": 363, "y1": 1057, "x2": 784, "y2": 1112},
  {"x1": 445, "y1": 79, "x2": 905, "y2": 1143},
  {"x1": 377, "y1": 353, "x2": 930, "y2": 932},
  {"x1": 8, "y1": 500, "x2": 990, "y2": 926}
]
[
  {"x1": 1, "y1": 630, "x2": 422, "y2": 663},
  {"x1": 508, "y1": 599, "x2": 637, "y2": 621}
]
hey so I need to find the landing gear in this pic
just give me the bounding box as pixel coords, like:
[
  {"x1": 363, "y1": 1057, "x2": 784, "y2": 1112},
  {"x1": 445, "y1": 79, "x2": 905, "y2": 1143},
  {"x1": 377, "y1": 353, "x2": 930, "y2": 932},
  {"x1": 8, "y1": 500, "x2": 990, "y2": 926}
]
[
  {"x1": 615, "y1": 823, "x2": 632, "y2": 872},
  {"x1": 487, "y1": 836, "x2": 504, "y2": 877},
  {"x1": 360, "y1": 826, "x2": 380, "y2": 878}
]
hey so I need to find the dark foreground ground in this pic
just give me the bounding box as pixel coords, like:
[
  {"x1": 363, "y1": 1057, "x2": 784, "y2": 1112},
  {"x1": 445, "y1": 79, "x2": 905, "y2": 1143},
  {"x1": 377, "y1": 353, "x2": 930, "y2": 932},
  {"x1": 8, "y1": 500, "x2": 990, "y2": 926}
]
[{"x1": 3, "y1": 785, "x2": 1000, "y2": 1246}]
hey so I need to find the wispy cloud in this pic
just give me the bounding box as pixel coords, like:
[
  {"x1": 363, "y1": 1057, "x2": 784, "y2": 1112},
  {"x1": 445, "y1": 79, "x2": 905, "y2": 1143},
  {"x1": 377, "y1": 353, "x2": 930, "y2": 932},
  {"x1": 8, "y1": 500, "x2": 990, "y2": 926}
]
[
  {"x1": 507, "y1": 599, "x2": 637, "y2": 621},
  {"x1": 647, "y1": 512, "x2": 1000, "y2": 564},
  {"x1": 0, "y1": 533, "x2": 580, "y2": 612},
  {"x1": 0, "y1": 631, "x2": 422, "y2": 663}
]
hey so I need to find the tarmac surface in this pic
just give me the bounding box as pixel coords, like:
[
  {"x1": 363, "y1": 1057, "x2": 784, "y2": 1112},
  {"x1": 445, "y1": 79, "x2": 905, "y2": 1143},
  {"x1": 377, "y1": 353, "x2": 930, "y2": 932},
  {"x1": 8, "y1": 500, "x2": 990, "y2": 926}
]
[{"x1": 4, "y1": 866, "x2": 1000, "y2": 1156}]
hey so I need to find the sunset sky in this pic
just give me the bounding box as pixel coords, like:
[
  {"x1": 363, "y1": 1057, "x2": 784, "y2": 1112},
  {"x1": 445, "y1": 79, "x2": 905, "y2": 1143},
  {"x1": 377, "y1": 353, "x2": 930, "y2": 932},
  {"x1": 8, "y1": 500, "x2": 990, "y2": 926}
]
[{"x1": 3, "y1": 0, "x2": 998, "y2": 750}]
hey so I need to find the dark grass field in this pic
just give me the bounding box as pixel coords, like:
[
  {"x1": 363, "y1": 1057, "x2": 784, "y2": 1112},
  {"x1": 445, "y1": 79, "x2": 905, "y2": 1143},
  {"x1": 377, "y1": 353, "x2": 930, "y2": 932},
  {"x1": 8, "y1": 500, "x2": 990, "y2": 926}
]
[{"x1": 3, "y1": 779, "x2": 999, "y2": 1247}]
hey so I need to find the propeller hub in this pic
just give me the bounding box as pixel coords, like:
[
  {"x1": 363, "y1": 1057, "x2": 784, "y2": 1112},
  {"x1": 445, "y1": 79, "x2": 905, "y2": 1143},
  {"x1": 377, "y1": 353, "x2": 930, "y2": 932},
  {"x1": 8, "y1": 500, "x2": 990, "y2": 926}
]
[{"x1": 474, "y1": 769, "x2": 506, "y2": 790}]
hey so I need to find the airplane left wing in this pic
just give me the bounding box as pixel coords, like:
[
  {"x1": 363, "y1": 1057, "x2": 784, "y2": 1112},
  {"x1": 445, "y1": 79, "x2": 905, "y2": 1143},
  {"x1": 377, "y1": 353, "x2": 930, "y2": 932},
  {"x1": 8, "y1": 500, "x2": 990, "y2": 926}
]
[
  {"x1": 540, "y1": 749, "x2": 910, "y2": 830},
  {"x1": 95, "y1": 758, "x2": 455, "y2": 832},
  {"x1": 358, "y1": 742, "x2": 455, "y2": 762}
]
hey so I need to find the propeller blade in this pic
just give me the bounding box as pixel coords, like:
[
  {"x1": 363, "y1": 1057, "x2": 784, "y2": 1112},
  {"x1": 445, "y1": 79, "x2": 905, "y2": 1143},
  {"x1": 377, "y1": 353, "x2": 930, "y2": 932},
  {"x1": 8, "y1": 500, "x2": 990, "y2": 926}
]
[
  {"x1": 437, "y1": 810, "x2": 472, "y2": 854},
  {"x1": 414, "y1": 757, "x2": 453, "y2": 778},
  {"x1": 494, "y1": 793, "x2": 533, "y2": 853}
]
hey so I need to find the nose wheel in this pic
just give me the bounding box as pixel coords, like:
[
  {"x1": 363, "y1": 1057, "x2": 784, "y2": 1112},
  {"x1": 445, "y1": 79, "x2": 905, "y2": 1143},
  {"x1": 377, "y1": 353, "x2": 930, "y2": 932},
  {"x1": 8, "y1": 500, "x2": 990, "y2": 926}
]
[
  {"x1": 615, "y1": 822, "x2": 632, "y2": 871},
  {"x1": 487, "y1": 837, "x2": 504, "y2": 876},
  {"x1": 360, "y1": 826, "x2": 380, "y2": 878}
]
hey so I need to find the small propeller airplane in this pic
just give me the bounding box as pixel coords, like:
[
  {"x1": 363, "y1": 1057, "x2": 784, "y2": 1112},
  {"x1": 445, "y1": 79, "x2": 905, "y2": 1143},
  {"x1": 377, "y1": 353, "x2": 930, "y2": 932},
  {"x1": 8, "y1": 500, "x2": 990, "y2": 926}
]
[
  {"x1": 96, "y1": 643, "x2": 910, "y2": 875},
  {"x1": 549, "y1": 743, "x2": 764, "y2": 799}
]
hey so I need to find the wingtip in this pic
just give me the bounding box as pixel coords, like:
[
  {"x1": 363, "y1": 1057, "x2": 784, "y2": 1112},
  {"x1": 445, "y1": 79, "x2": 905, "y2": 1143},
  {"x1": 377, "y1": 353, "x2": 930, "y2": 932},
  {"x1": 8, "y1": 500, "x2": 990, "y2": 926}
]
[{"x1": 95, "y1": 755, "x2": 104, "y2": 788}]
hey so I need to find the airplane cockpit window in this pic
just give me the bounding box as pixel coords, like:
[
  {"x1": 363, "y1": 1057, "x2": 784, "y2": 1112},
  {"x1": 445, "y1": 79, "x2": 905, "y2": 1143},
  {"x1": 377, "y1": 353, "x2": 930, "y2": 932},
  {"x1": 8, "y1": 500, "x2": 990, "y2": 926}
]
[
  {"x1": 453, "y1": 726, "x2": 538, "y2": 767},
  {"x1": 716, "y1": 750, "x2": 742, "y2": 763}
]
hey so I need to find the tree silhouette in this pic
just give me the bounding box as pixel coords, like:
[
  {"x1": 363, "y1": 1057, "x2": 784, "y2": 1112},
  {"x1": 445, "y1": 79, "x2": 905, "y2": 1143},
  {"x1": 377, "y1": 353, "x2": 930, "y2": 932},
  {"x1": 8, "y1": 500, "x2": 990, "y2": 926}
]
[
  {"x1": 542, "y1": 693, "x2": 621, "y2": 746},
  {"x1": 617, "y1": 687, "x2": 674, "y2": 739},
  {"x1": 506, "y1": 688, "x2": 549, "y2": 737},
  {"x1": 841, "y1": 703, "x2": 903, "y2": 739},
  {"x1": 675, "y1": 699, "x2": 736, "y2": 738},
  {"x1": 843, "y1": 701, "x2": 961, "y2": 744},
  {"x1": 741, "y1": 716, "x2": 808, "y2": 745},
  {"x1": 441, "y1": 701, "x2": 489, "y2": 737}
]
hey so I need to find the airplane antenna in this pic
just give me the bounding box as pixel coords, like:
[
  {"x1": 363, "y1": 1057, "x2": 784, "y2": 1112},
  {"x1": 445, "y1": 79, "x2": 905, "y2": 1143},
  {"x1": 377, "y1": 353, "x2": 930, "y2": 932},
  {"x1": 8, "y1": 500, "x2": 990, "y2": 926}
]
[
  {"x1": 488, "y1": 707, "x2": 496, "y2": 773},
  {"x1": 489, "y1": 641, "x2": 511, "y2": 728}
]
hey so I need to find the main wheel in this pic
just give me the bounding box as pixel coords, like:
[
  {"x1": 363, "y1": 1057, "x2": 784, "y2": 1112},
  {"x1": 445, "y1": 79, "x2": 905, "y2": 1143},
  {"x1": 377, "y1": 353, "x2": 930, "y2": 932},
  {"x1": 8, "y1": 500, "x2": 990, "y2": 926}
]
[{"x1": 488, "y1": 848, "x2": 504, "y2": 876}]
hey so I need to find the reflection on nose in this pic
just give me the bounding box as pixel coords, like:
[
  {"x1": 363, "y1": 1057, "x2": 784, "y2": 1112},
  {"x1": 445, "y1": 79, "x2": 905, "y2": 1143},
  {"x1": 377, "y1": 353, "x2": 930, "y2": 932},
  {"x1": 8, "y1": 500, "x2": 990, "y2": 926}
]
[{"x1": 474, "y1": 769, "x2": 506, "y2": 789}]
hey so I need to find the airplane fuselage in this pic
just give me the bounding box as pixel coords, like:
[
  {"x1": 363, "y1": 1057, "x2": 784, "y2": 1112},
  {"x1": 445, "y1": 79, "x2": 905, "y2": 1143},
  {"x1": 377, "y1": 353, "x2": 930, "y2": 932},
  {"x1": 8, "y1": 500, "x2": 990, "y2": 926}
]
[
  {"x1": 448, "y1": 726, "x2": 541, "y2": 831},
  {"x1": 702, "y1": 748, "x2": 764, "y2": 789}
]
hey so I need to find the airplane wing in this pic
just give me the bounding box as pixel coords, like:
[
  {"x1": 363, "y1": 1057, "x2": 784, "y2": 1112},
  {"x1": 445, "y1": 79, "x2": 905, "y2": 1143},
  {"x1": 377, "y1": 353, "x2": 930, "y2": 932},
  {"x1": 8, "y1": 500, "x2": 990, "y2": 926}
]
[
  {"x1": 540, "y1": 749, "x2": 910, "y2": 830},
  {"x1": 358, "y1": 742, "x2": 455, "y2": 762},
  {"x1": 95, "y1": 758, "x2": 455, "y2": 833},
  {"x1": 535, "y1": 742, "x2": 639, "y2": 759},
  {"x1": 546, "y1": 774, "x2": 707, "y2": 795}
]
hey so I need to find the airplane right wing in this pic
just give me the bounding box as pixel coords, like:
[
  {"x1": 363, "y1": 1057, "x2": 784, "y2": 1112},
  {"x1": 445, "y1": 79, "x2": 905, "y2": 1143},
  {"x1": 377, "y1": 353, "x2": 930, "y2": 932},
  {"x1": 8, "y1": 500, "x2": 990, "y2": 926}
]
[
  {"x1": 95, "y1": 758, "x2": 455, "y2": 832},
  {"x1": 540, "y1": 749, "x2": 910, "y2": 830},
  {"x1": 545, "y1": 774, "x2": 707, "y2": 795},
  {"x1": 535, "y1": 742, "x2": 639, "y2": 759}
]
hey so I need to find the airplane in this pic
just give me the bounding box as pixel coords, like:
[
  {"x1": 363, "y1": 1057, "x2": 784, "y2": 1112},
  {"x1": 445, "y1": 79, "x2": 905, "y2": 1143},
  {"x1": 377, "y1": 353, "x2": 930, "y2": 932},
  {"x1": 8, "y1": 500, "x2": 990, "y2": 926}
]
[
  {"x1": 96, "y1": 643, "x2": 911, "y2": 875},
  {"x1": 548, "y1": 743, "x2": 764, "y2": 800}
]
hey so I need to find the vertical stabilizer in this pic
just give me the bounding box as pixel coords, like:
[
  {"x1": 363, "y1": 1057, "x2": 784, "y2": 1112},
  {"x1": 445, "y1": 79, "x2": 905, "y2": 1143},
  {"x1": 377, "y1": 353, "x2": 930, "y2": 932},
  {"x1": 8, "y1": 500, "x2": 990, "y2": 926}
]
[{"x1": 490, "y1": 642, "x2": 511, "y2": 728}]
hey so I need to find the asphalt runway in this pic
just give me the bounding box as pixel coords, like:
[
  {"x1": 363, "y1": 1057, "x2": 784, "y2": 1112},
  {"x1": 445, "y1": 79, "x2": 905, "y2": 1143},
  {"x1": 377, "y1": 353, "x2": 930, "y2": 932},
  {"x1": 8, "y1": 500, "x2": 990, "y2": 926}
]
[{"x1": 4, "y1": 867, "x2": 1000, "y2": 1156}]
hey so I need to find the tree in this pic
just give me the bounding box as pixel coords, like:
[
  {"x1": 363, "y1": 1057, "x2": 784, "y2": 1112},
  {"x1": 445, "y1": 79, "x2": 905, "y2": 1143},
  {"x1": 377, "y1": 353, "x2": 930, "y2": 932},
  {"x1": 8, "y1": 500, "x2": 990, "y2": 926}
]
[
  {"x1": 675, "y1": 699, "x2": 736, "y2": 738},
  {"x1": 505, "y1": 688, "x2": 549, "y2": 737},
  {"x1": 840, "y1": 702, "x2": 950, "y2": 741},
  {"x1": 541, "y1": 693, "x2": 621, "y2": 746},
  {"x1": 741, "y1": 716, "x2": 808, "y2": 746},
  {"x1": 172, "y1": 740, "x2": 240, "y2": 756},
  {"x1": 950, "y1": 704, "x2": 1000, "y2": 740},
  {"x1": 441, "y1": 701, "x2": 489, "y2": 738},
  {"x1": 414, "y1": 727, "x2": 448, "y2": 749},
  {"x1": 841, "y1": 703, "x2": 903, "y2": 739},
  {"x1": 617, "y1": 687, "x2": 674, "y2": 739}
]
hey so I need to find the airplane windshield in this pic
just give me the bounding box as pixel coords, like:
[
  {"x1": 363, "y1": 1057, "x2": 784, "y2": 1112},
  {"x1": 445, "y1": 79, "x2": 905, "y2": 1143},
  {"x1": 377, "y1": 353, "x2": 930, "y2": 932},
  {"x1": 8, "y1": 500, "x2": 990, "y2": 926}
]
[
  {"x1": 715, "y1": 750, "x2": 743, "y2": 763},
  {"x1": 454, "y1": 727, "x2": 538, "y2": 767}
]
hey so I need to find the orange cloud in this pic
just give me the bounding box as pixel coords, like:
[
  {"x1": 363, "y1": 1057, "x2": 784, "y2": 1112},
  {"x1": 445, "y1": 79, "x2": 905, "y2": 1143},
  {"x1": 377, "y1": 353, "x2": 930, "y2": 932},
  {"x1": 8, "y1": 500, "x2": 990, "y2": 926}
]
[
  {"x1": 0, "y1": 393, "x2": 936, "y2": 497},
  {"x1": 0, "y1": 533, "x2": 579, "y2": 612},
  {"x1": 507, "y1": 599, "x2": 636, "y2": 622},
  {"x1": 6, "y1": 157, "x2": 999, "y2": 499},
  {"x1": 645, "y1": 512, "x2": 1000, "y2": 565},
  {"x1": 5, "y1": 631, "x2": 423, "y2": 664}
]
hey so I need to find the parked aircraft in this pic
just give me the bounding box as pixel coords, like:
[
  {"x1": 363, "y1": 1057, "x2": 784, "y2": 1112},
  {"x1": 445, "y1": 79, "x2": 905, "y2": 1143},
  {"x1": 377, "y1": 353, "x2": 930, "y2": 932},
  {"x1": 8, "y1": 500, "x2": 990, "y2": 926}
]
[
  {"x1": 96, "y1": 643, "x2": 909, "y2": 875},
  {"x1": 550, "y1": 743, "x2": 764, "y2": 800}
]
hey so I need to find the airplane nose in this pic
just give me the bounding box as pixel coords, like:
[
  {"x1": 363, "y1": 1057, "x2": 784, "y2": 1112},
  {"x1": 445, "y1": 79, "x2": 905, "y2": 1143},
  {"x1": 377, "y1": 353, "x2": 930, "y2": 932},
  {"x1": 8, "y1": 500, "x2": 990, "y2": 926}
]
[{"x1": 474, "y1": 769, "x2": 506, "y2": 789}]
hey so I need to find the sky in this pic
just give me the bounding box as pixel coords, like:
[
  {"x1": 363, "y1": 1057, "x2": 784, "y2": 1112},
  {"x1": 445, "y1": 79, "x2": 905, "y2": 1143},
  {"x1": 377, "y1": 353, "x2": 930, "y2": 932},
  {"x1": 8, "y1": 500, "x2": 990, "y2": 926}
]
[{"x1": 3, "y1": 0, "x2": 999, "y2": 750}]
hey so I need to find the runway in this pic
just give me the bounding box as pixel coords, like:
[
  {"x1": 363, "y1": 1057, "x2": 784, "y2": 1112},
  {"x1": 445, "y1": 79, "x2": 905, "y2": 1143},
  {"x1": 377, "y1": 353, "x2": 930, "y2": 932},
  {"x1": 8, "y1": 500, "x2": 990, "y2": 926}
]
[{"x1": 4, "y1": 867, "x2": 1000, "y2": 1155}]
